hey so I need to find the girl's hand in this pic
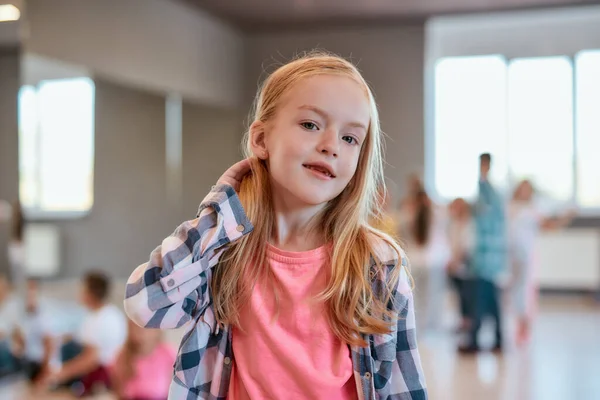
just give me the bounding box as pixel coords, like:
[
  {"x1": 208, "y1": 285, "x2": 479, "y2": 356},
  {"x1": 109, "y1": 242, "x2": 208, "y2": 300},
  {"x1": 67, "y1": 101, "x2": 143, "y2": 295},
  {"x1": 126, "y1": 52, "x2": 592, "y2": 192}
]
[{"x1": 216, "y1": 159, "x2": 252, "y2": 193}]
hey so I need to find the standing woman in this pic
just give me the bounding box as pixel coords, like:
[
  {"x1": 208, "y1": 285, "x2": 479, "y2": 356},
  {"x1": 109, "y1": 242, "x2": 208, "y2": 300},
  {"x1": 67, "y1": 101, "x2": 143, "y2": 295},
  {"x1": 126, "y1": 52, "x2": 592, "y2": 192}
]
[
  {"x1": 402, "y1": 187, "x2": 450, "y2": 332},
  {"x1": 508, "y1": 180, "x2": 575, "y2": 345},
  {"x1": 7, "y1": 200, "x2": 27, "y2": 296}
]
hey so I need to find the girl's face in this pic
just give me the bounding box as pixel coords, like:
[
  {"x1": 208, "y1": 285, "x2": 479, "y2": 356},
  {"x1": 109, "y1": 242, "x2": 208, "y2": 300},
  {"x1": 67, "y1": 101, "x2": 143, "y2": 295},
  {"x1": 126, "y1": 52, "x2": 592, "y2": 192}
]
[{"x1": 256, "y1": 75, "x2": 370, "y2": 208}]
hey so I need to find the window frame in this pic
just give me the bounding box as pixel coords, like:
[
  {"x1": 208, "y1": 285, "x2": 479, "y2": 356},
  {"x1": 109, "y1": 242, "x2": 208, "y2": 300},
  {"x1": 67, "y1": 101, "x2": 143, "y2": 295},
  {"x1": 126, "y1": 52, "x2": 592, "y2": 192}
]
[
  {"x1": 427, "y1": 51, "x2": 600, "y2": 215},
  {"x1": 18, "y1": 77, "x2": 96, "y2": 220}
]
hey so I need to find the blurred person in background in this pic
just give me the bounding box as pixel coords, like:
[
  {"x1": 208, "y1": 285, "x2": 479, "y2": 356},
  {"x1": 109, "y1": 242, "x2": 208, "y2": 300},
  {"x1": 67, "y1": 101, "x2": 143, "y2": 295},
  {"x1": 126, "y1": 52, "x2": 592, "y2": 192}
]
[
  {"x1": 111, "y1": 320, "x2": 176, "y2": 400},
  {"x1": 460, "y1": 153, "x2": 507, "y2": 353},
  {"x1": 402, "y1": 187, "x2": 450, "y2": 332},
  {"x1": 40, "y1": 271, "x2": 127, "y2": 397},
  {"x1": 11, "y1": 279, "x2": 56, "y2": 384},
  {"x1": 372, "y1": 184, "x2": 399, "y2": 238},
  {"x1": 397, "y1": 173, "x2": 425, "y2": 242},
  {"x1": 0, "y1": 274, "x2": 21, "y2": 378},
  {"x1": 446, "y1": 198, "x2": 475, "y2": 334},
  {"x1": 508, "y1": 179, "x2": 576, "y2": 346},
  {"x1": 7, "y1": 200, "x2": 27, "y2": 297}
]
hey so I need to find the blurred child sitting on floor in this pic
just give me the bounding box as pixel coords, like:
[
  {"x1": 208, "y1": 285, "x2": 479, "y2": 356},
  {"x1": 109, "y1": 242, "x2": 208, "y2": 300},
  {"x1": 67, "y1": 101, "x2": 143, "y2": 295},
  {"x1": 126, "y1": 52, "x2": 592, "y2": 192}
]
[
  {"x1": 40, "y1": 271, "x2": 127, "y2": 397},
  {"x1": 111, "y1": 319, "x2": 176, "y2": 400},
  {"x1": 12, "y1": 279, "x2": 55, "y2": 383}
]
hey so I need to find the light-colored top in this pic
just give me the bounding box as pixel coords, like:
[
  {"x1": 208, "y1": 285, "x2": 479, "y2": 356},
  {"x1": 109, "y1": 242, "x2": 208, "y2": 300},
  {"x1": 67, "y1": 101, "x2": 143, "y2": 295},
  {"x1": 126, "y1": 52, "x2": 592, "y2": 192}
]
[
  {"x1": 0, "y1": 293, "x2": 21, "y2": 337},
  {"x1": 7, "y1": 240, "x2": 26, "y2": 294},
  {"x1": 123, "y1": 184, "x2": 427, "y2": 400},
  {"x1": 115, "y1": 342, "x2": 177, "y2": 400},
  {"x1": 229, "y1": 243, "x2": 356, "y2": 400},
  {"x1": 508, "y1": 201, "x2": 544, "y2": 265},
  {"x1": 447, "y1": 218, "x2": 476, "y2": 273},
  {"x1": 78, "y1": 304, "x2": 127, "y2": 366},
  {"x1": 18, "y1": 304, "x2": 53, "y2": 362}
]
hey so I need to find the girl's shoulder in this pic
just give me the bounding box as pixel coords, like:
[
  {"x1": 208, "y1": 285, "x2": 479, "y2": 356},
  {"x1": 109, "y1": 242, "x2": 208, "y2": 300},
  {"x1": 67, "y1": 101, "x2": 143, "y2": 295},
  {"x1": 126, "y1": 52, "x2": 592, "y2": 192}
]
[
  {"x1": 368, "y1": 232, "x2": 404, "y2": 264},
  {"x1": 367, "y1": 232, "x2": 411, "y2": 295}
]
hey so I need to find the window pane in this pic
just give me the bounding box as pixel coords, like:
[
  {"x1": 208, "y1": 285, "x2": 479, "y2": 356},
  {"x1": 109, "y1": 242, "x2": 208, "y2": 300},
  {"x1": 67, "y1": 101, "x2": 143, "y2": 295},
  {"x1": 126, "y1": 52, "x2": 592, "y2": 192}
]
[
  {"x1": 38, "y1": 78, "x2": 95, "y2": 212},
  {"x1": 434, "y1": 55, "x2": 508, "y2": 200},
  {"x1": 18, "y1": 78, "x2": 95, "y2": 215},
  {"x1": 18, "y1": 86, "x2": 40, "y2": 209},
  {"x1": 507, "y1": 57, "x2": 574, "y2": 202},
  {"x1": 575, "y1": 51, "x2": 600, "y2": 208}
]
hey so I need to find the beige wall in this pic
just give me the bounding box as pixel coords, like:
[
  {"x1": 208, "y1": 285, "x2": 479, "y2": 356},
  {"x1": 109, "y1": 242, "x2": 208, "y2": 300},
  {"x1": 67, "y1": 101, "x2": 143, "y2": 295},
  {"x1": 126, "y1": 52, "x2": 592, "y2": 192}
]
[
  {"x1": 244, "y1": 25, "x2": 426, "y2": 200},
  {"x1": 25, "y1": 0, "x2": 244, "y2": 108},
  {"x1": 49, "y1": 80, "x2": 241, "y2": 278},
  {"x1": 181, "y1": 103, "x2": 243, "y2": 218},
  {"x1": 2, "y1": 24, "x2": 426, "y2": 279},
  {"x1": 0, "y1": 47, "x2": 20, "y2": 278}
]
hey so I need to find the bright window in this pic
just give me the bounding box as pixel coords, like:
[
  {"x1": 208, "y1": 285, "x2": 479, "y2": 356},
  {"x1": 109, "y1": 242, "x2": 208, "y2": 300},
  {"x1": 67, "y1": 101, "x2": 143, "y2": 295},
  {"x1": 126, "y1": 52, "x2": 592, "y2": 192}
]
[
  {"x1": 433, "y1": 52, "x2": 598, "y2": 210},
  {"x1": 507, "y1": 57, "x2": 574, "y2": 202},
  {"x1": 434, "y1": 55, "x2": 508, "y2": 200},
  {"x1": 575, "y1": 51, "x2": 600, "y2": 209},
  {"x1": 19, "y1": 78, "x2": 95, "y2": 217}
]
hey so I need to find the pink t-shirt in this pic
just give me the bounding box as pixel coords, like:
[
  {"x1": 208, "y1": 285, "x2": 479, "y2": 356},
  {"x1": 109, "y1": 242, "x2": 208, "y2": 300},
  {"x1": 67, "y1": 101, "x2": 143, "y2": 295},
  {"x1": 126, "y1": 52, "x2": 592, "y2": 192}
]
[
  {"x1": 121, "y1": 342, "x2": 176, "y2": 400},
  {"x1": 228, "y1": 243, "x2": 357, "y2": 400}
]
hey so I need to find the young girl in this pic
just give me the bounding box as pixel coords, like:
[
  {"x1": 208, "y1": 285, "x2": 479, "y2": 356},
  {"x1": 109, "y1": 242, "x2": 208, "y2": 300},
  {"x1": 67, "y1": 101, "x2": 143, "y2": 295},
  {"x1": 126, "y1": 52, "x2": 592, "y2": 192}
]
[
  {"x1": 124, "y1": 52, "x2": 427, "y2": 399},
  {"x1": 111, "y1": 320, "x2": 176, "y2": 400},
  {"x1": 508, "y1": 180, "x2": 575, "y2": 345}
]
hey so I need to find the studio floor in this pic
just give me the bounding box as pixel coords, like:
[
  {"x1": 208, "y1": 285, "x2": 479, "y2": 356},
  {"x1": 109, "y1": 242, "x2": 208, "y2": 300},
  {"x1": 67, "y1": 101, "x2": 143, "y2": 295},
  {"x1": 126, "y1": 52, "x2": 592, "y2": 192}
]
[{"x1": 2, "y1": 295, "x2": 599, "y2": 400}]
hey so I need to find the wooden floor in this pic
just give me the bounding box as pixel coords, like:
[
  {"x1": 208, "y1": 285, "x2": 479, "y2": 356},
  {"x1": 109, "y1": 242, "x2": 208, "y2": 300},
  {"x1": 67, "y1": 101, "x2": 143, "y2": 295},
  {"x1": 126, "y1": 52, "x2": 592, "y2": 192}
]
[
  {"x1": 421, "y1": 295, "x2": 600, "y2": 400},
  {"x1": 2, "y1": 295, "x2": 599, "y2": 400}
]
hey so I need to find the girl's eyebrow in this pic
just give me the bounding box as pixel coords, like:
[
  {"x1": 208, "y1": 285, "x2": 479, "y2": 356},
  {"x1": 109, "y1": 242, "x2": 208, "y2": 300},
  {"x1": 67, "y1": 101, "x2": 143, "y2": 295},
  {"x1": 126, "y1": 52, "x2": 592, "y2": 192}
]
[
  {"x1": 298, "y1": 104, "x2": 367, "y2": 132},
  {"x1": 298, "y1": 104, "x2": 328, "y2": 120}
]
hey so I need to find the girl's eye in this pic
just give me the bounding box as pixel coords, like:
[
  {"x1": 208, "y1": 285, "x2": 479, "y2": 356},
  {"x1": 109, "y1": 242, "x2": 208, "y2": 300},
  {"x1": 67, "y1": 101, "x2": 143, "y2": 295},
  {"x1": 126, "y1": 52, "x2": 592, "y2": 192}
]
[
  {"x1": 342, "y1": 135, "x2": 358, "y2": 145},
  {"x1": 300, "y1": 122, "x2": 319, "y2": 131}
]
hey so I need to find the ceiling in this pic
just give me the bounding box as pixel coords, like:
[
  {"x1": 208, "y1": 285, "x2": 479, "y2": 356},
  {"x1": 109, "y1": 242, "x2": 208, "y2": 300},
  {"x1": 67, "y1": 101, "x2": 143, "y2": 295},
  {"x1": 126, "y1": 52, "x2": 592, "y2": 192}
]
[{"x1": 182, "y1": 0, "x2": 600, "y2": 29}]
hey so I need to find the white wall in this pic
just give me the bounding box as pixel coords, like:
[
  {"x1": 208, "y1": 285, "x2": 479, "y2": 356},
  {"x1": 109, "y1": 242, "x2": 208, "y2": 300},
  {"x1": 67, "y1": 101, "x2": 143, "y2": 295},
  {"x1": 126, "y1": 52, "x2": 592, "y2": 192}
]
[
  {"x1": 426, "y1": 5, "x2": 600, "y2": 60},
  {"x1": 23, "y1": 0, "x2": 244, "y2": 108},
  {"x1": 537, "y1": 229, "x2": 600, "y2": 290}
]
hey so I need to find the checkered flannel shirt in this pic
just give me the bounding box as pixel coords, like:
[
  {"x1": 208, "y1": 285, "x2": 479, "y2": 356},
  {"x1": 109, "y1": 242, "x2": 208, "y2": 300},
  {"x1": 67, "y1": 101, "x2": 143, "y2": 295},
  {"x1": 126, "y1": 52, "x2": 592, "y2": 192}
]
[{"x1": 124, "y1": 184, "x2": 427, "y2": 399}]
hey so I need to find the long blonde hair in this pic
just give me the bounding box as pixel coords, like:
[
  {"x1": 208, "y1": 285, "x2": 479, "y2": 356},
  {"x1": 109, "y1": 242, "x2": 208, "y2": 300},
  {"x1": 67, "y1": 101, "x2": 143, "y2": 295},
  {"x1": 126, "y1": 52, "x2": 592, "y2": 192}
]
[{"x1": 212, "y1": 51, "x2": 406, "y2": 347}]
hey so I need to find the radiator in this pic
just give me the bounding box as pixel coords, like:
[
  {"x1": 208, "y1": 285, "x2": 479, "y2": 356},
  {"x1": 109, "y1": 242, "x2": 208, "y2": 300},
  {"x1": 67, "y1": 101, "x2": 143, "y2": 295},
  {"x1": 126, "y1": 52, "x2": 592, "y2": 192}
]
[{"x1": 536, "y1": 228, "x2": 600, "y2": 290}]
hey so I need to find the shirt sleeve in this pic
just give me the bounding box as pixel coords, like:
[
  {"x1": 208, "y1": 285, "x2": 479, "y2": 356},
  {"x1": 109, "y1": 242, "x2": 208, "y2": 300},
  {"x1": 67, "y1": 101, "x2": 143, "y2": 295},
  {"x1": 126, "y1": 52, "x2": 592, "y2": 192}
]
[{"x1": 124, "y1": 184, "x2": 253, "y2": 329}]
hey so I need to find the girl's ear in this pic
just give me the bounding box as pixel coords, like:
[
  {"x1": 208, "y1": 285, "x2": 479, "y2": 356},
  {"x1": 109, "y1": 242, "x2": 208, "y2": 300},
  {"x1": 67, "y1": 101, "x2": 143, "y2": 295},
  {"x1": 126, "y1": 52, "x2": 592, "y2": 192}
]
[{"x1": 249, "y1": 121, "x2": 269, "y2": 160}]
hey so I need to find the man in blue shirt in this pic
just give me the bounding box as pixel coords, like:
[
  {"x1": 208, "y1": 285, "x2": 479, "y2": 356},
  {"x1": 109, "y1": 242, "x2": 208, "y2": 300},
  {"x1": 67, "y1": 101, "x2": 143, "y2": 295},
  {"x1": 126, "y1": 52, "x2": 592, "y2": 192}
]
[{"x1": 460, "y1": 153, "x2": 507, "y2": 353}]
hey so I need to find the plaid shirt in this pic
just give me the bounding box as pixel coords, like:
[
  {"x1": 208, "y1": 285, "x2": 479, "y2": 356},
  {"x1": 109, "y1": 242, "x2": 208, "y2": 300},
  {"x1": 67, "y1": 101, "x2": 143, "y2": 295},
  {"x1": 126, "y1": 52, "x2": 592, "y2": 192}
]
[
  {"x1": 124, "y1": 184, "x2": 427, "y2": 400},
  {"x1": 473, "y1": 179, "x2": 507, "y2": 282}
]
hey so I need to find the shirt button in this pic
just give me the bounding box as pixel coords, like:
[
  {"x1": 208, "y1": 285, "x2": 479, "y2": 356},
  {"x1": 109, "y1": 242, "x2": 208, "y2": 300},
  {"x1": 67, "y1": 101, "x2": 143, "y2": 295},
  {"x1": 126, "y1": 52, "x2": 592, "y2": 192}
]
[
  {"x1": 167, "y1": 279, "x2": 175, "y2": 287},
  {"x1": 224, "y1": 357, "x2": 231, "y2": 365},
  {"x1": 236, "y1": 224, "x2": 245, "y2": 232},
  {"x1": 364, "y1": 372, "x2": 371, "y2": 379}
]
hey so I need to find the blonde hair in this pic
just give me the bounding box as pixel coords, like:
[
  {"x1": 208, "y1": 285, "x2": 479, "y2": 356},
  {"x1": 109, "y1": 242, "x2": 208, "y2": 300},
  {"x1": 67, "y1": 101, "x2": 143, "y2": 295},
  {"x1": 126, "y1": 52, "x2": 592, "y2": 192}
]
[{"x1": 212, "y1": 51, "x2": 406, "y2": 347}]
